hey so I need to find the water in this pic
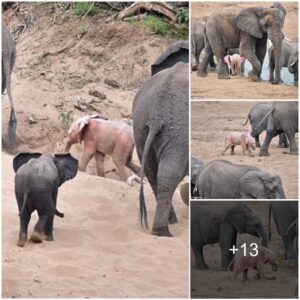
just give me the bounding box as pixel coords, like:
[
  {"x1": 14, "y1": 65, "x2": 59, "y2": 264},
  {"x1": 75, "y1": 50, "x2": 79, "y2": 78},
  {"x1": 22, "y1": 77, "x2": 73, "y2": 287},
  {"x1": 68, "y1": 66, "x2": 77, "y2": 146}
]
[{"x1": 243, "y1": 51, "x2": 294, "y2": 85}]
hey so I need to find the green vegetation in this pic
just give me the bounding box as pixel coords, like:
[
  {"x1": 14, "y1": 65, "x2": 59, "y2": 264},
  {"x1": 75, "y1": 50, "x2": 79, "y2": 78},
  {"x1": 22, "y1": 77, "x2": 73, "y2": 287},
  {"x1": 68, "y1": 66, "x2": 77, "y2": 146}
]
[
  {"x1": 141, "y1": 15, "x2": 170, "y2": 36},
  {"x1": 176, "y1": 8, "x2": 189, "y2": 25},
  {"x1": 58, "y1": 111, "x2": 74, "y2": 128},
  {"x1": 73, "y1": 2, "x2": 97, "y2": 16}
]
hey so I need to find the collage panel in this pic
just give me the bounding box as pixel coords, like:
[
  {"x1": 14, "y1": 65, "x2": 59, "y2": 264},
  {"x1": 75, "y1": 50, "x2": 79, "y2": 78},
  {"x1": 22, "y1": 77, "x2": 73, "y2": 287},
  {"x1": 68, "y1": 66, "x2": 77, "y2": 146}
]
[
  {"x1": 191, "y1": 101, "x2": 298, "y2": 199},
  {"x1": 190, "y1": 201, "x2": 298, "y2": 298},
  {"x1": 191, "y1": 1, "x2": 298, "y2": 99},
  {"x1": 2, "y1": 2, "x2": 189, "y2": 298}
]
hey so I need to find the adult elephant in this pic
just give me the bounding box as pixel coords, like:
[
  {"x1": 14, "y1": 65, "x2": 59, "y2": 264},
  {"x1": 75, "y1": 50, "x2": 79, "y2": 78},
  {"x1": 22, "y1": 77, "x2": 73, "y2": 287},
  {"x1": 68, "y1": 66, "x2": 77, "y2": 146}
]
[
  {"x1": 197, "y1": 160, "x2": 286, "y2": 199},
  {"x1": 254, "y1": 101, "x2": 298, "y2": 156},
  {"x1": 198, "y1": 3, "x2": 286, "y2": 83},
  {"x1": 191, "y1": 202, "x2": 268, "y2": 270},
  {"x1": 2, "y1": 25, "x2": 17, "y2": 148},
  {"x1": 243, "y1": 102, "x2": 288, "y2": 148},
  {"x1": 151, "y1": 40, "x2": 188, "y2": 76},
  {"x1": 268, "y1": 201, "x2": 298, "y2": 261},
  {"x1": 191, "y1": 18, "x2": 216, "y2": 71},
  {"x1": 13, "y1": 153, "x2": 79, "y2": 247},
  {"x1": 190, "y1": 156, "x2": 204, "y2": 198},
  {"x1": 133, "y1": 56, "x2": 188, "y2": 237}
]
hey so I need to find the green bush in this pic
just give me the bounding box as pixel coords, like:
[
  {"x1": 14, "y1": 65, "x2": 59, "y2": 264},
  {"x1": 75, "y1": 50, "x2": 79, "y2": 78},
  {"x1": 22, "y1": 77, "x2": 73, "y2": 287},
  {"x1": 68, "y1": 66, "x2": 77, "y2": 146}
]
[
  {"x1": 176, "y1": 8, "x2": 189, "y2": 25},
  {"x1": 141, "y1": 15, "x2": 170, "y2": 36},
  {"x1": 73, "y1": 2, "x2": 97, "y2": 16}
]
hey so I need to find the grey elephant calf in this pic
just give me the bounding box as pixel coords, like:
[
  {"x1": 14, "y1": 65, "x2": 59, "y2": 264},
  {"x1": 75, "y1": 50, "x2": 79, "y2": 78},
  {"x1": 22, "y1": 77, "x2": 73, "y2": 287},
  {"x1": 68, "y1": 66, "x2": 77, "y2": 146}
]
[
  {"x1": 13, "y1": 153, "x2": 78, "y2": 247},
  {"x1": 230, "y1": 246, "x2": 278, "y2": 281},
  {"x1": 269, "y1": 39, "x2": 298, "y2": 85},
  {"x1": 197, "y1": 160, "x2": 286, "y2": 199}
]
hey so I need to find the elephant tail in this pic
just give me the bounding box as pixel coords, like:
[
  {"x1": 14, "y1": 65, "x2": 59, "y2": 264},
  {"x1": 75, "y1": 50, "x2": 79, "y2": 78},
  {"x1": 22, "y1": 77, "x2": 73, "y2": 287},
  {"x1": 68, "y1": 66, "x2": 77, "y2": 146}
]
[
  {"x1": 254, "y1": 107, "x2": 274, "y2": 133},
  {"x1": 242, "y1": 115, "x2": 249, "y2": 127},
  {"x1": 19, "y1": 193, "x2": 28, "y2": 216},
  {"x1": 268, "y1": 203, "x2": 272, "y2": 241},
  {"x1": 139, "y1": 123, "x2": 163, "y2": 229},
  {"x1": 55, "y1": 208, "x2": 64, "y2": 218}
]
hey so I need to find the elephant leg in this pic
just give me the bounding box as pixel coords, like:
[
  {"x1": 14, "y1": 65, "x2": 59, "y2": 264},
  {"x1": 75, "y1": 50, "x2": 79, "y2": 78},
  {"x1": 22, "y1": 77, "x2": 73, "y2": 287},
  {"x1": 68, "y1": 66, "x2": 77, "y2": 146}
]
[
  {"x1": 3, "y1": 58, "x2": 17, "y2": 148},
  {"x1": 126, "y1": 152, "x2": 141, "y2": 175},
  {"x1": 168, "y1": 204, "x2": 178, "y2": 224},
  {"x1": 44, "y1": 214, "x2": 55, "y2": 241},
  {"x1": 230, "y1": 146, "x2": 235, "y2": 155},
  {"x1": 255, "y1": 135, "x2": 260, "y2": 148},
  {"x1": 112, "y1": 152, "x2": 128, "y2": 182},
  {"x1": 220, "y1": 234, "x2": 236, "y2": 271},
  {"x1": 255, "y1": 39, "x2": 267, "y2": 78},
  {"x1": 259, "y1": 118, "x2": 278, "y2": 156},
  {"x1": 222, "y1": 144, "x2": 231, "y2": 156},
  {"x1": 269, "y1": 50, "x2": 275, "y2": 82},
  {"x1": 18, "y1": 210, "x2": 31, "y2": 247},
  {"x1": 94, "y1": 152, "x2": 105, "y2": 177},
  {"x1": 152, "y1": 159, "x2": 182, "y2": 237},
  {"x1": 79, "y1": 143, "x2": 95, "y2": 172},
  {"x1": 209, "y1": 55, "x2": 217, "y2": 69},
  {"x1": 285, "y1": 130, "x2": 298, "y2": 155},
  {"x1": 31, "y1": 214, "x2": 48, "y2": 243},
  {"x1": 240, "y1": 34, "x2": 261, "y2": 81},
  {"x1": 192, "y1": 244, "x2": 209, "y2": 269},
  {"x1": 242, "y1": 270, "x2": 249, "y2": 282},
  {"x1": 278, "y1": 133, "x2": 289, "y2": 148},
  {"x1": 198, "y1": 43, "x2": 213, "y2": 77}
]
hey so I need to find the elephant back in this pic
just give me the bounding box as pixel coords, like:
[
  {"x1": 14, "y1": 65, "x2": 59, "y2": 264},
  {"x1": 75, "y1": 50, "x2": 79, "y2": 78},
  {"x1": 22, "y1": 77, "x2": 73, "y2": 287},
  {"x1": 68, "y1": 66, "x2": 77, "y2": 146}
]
[{"x1": 151, "y1": 40, "x2": 189, "y2": 76}]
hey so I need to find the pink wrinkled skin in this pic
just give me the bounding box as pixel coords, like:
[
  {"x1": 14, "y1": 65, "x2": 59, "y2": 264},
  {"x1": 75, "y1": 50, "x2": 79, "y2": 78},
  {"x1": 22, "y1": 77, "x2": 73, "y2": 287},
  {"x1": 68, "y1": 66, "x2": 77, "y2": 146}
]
[{"x1": 224, "y1": 54, "x2": 245, "y2": 76}]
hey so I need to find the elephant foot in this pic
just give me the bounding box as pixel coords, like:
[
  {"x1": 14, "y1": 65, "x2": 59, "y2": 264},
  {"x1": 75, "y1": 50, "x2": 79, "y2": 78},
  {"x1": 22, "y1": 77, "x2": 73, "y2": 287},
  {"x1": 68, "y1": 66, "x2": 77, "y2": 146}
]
[
  {"x1": 248, "y1": 71, "x2": 260, "y2": 82},
  {"x1": 271, "y1": 80, "x2": 281, "y2": 85},
  {"x1": 31, "y1": 231, "x2": 43, "y2": 243},
  {"x1": 290, "y1": 150, "x2": 298, "y2": 155},
  {"x1": 192, "y1": 64, "x2": 197, "y2": 71},
  {"x1": 218, "y1": 73, "x2": 230, "y2": 79},
  {"x1": 259, "y1": 150, "x2": 270, "y2": 157},
  {"x1": 152, "y1": 227, "x2": 173, "y2": 237},
  {"x1": 17, "y1": 233, "x2": 27, "y2": 247},
  {"x1": 45, "y1": 234, "x2": 54, "y2": 241},
  {"x1": 278, "y1": 144, "x2": 289, "y2": 148},
  {"x1": 168, "y1": 214, "x2": 178, "y2": 225},
  {"x1": 197, "y1": 70, "x2": 207, "y2": 77}
]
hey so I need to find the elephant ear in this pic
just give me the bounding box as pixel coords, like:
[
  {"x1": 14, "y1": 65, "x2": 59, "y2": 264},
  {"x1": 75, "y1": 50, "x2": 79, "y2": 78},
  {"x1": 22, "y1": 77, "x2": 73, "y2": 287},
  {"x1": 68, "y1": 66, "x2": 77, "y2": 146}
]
[
  {"x1": 53, "y1": 154, "x2": 79, "y2": 186},
  {"x1": 13, "y1": 152, "x2": 42, "y2": 173},
  {"x1": 236, "y1": 8, "x2": 263, "y2": 39},
  {"x1": 240, "y1": 171, "x2": 267, "y2": 199}
]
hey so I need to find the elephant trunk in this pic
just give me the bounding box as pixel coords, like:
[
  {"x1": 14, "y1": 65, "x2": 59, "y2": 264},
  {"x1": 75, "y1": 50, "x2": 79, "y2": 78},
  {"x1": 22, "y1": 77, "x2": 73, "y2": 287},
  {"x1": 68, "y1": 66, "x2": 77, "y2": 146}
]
[
  {"x1": 276, "y1": 186, "x2": 286, "y2": 199},
  {"x1": 270, "y1": 26, "x2": 283, "y2": 84},
  {"x1": 257, "y1": 224, "x2": 268, "y2": 247}
]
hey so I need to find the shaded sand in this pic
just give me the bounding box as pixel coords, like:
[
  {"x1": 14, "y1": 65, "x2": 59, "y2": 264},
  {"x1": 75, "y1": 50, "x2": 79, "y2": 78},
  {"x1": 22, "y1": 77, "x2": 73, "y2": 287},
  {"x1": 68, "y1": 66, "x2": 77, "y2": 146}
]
[{"x1": 2, "y1": 152, "x2": 189, "y2": 298}]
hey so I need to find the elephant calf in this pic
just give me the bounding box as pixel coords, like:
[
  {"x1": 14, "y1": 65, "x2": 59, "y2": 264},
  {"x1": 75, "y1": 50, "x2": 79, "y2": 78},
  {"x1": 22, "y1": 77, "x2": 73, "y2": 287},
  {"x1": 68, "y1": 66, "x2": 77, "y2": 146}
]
[
  {"x1": 224, "y1": 54, "x2": 245, "y2": 76},
  {"x1": 13, "y1": 153, "x2": 78, "y2": 247},
  {"x1": 231, "y1": 246, "x2": 278, "y2": 281},
  {"x1": 222, "y1": 131, "x2": 256, "y2": 156},
  {"x1": 197, "y1": 160, "x2": 286, "y2": 199},
  {"x1": 65, "y1": 115, "x2": 141, "y2": 182}
]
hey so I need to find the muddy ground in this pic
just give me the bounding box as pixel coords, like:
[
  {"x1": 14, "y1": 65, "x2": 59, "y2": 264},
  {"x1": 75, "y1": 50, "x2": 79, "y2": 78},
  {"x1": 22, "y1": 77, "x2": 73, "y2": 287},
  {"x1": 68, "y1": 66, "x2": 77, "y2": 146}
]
[
  {"x1": 2, "y1": 3, "x2": 188, "y2": 297},
  {"x1": 191, "y1": 201, "x2": 298, "y2": 298},
  {"x1": 191, "y1": 2, "x2": 298, "y2": 99},
  {"x1": 191, "y1": 101, "x2": 298, "y2": 199}
]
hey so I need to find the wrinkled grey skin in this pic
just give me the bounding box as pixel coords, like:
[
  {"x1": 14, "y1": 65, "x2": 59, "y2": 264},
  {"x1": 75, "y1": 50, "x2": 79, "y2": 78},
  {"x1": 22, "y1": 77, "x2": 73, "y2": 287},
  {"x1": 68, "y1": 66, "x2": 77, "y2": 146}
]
[
  {"x1": 254, "y1": 101, "x2": 298, "y2": 156},
  {"x1": 13, "y1": 153, "x2": 78, "y2": 247},
  {"x1": 2, "y1": 25, "x2": 17, "y2": 148},
  {"x1": 269, "y1": 39, "x2": 298, "y2": 85},
  {"x1": 268, "y1": 201, "x2": 298, "y2": 261},
  {"x1": 133, "y1": 62, "x2": 188, "y2": 237},
  {"x1": 197, "y1": 160, "x2": 286, "y2": 199},
  {"x1": 243, "y1": 102, "x2": 288, "y2": 148},
  {"x1": 198, "y1": 3, "x2": 286, "y2": 83},
  {"x1": 191, "y1": 202, "x2": 268, "y2": 270},
  {"x1": 191, "y1": 156, "x2": 204, "y2": 197},
  {"x1": 151, "y1": 40, "x2": 188, "y2": 76},
  {"x1": 191, "y1": 18, "x2": 216, "y2": 71},
  {"x1": 288, "y1": 44, "x2": 298, "y2": 86}
]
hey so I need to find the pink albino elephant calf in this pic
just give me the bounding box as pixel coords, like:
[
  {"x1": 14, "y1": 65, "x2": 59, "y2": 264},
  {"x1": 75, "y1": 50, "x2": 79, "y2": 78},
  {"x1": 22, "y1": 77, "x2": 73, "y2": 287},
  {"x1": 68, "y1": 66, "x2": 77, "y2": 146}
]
[
  {"x1": 224, "y1": 54, "x2": 245, "y2": 76},
  {"x1": 231, "y1": 246, "x2": 278, "y2": 282},
  {"x1": 65, "y1": 115, "x2": 141, "y2": 182},
  {"x1": 222, "y1": 131, "x2": 256, "y2": 156}
]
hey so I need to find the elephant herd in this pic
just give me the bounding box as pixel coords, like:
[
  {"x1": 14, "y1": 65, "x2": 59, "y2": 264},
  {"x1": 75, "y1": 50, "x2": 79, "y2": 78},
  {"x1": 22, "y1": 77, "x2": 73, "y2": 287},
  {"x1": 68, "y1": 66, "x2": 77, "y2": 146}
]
[
  {"x1": 192, "y1": 101, "x2": 298, "y2": 199},
  {"x1": 6, "y1": 37, "x2": 189, "y2": 246},
  {"x1": 191, "y1": 201, "x2": 298, "y2": 276},
  {"x1": 192, "y1": 2, "x2": 298, "y2": 85}
]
